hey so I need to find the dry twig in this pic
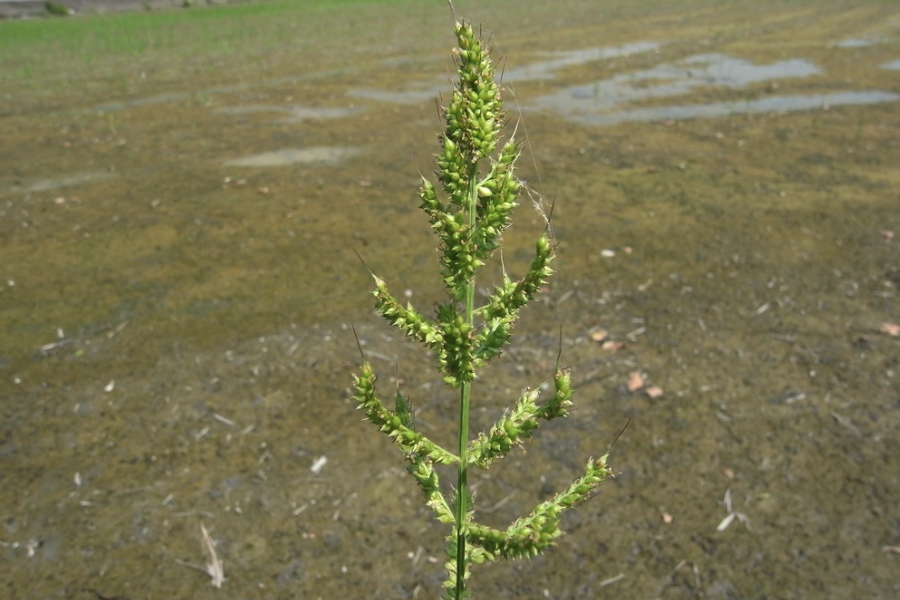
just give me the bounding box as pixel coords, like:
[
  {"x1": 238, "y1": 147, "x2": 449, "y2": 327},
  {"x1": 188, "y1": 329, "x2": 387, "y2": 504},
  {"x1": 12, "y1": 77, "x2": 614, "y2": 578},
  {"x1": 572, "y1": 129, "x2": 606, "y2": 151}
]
[{"x1": 176, "y1": 522, "x2": 224, "y2": 588}]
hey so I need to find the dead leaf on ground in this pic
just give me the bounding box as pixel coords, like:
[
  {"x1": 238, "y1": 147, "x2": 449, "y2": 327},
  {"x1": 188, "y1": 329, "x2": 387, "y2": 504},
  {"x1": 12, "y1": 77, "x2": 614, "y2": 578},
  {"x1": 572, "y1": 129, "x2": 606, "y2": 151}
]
[
  {"x1": 880, "y1": 322, "x2": 900, "y2": 337},
  {"x1": 601, "y1": 340, "x2": 626, "y2": 351},
  {"x1": 627, "y1": 371, "x2": 645, "y2": 392},
  {"x1": 646, "y1": 385, "x2": 664, "y2": 398},
  {"x1": 589, "y1": 328, "x2": 610, "y2": 342}
]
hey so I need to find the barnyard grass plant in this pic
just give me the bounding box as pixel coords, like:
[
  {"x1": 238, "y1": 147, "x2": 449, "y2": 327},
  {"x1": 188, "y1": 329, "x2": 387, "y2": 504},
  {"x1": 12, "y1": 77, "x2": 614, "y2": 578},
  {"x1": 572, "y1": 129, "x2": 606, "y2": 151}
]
[{"x1": 352, "y1": 9, "x2": 616, "y2": 599}]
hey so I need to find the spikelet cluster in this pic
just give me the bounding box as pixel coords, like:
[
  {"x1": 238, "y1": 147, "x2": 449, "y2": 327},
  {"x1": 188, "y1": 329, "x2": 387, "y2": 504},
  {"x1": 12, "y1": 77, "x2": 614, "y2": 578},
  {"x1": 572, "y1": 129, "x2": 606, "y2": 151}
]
[
  {"x1": 419, "y1": 21, "x2": 523, "y2": 300},
  {"x1": 466, "y1": 455, "x2": 612, "y2": 561},
  {"x1": 468, "y1": 367, "x2": 573, "y2": 469},
  {"x1": 352, "y1": 361, "x2": 457, "y2": 466},
  {"x1": 445, "y1": 21, "x2": 503, "y2": 166}
]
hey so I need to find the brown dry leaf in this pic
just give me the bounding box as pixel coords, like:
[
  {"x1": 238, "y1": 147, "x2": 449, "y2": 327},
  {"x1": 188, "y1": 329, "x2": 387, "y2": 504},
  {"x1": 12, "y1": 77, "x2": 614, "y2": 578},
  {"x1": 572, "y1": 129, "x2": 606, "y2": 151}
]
[
  {"x1": 627, "y1": 371, "x2": 645, "y2": 392},
  {"x1": 880, "y1": 322, "x2": 900, "y2": 337},
  {"x1": 662, "y1": 512, "x2": 673, "y2": 524},
  {"x1": 601, "y1": 340, "x2": 626, "y2": 351},
  {"x1": 589, "y1": 328, "x2": 610, "y2": 342},
  {"x1": 646, "y1": 386, "x2": 664, "y2": 398}
]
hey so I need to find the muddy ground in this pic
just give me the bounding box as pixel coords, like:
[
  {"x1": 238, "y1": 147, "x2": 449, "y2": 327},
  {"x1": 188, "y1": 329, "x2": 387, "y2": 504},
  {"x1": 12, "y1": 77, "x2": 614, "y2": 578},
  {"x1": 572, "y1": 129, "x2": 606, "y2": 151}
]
[{"x1": 1, "y1": 0, "x2": 899, "y2": 598}]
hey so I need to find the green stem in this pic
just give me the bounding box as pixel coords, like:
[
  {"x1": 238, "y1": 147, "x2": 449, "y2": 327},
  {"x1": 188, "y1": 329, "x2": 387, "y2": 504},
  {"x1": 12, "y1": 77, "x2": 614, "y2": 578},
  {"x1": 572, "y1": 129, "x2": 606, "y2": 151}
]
[
  {"x1": 455, "y1": 379, "x2": 470, "y2": 597},
  {"x1": 454, "y1": 163, "x2": 479, "y2": 598}
]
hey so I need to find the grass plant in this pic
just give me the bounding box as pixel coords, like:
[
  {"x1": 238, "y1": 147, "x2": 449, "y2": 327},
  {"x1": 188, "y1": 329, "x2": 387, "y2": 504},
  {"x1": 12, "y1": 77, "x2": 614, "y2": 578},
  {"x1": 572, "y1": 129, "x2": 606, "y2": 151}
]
[
  {"x1": 352, "y1": 6, "x2": 616, "y2": 598},
  {"x1": 44, "y1": 2, "x2": 71, "y2": 17}
]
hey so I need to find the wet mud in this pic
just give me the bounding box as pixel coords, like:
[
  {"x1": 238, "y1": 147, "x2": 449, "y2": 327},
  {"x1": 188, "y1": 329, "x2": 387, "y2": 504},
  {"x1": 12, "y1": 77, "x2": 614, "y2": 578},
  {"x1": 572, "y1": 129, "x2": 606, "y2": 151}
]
[{"x1": 1, "y1": 0, "x2": 899, "y2": 598}]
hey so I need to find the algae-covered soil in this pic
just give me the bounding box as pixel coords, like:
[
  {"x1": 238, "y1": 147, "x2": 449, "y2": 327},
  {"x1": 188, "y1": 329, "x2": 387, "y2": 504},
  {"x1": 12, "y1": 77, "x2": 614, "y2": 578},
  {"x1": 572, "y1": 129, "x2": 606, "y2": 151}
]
[{"x1": 1, "y1": 0, "x2": 899, "y2": 598}]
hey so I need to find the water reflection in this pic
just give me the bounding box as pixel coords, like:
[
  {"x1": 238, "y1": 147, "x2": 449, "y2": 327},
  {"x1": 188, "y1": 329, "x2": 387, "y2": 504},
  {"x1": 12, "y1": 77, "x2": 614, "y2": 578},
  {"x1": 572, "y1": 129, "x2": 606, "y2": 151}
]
[
  {"x1": 214, "y1": 104, "x2": 360, "y2": 124},
  {"x1": 349, "y1": 42, "x2": 661, "y2": 105},
  {"x1": 501, "y1": 41, "x2": 661, "y2": 82},
  {"x1": 541, "y1": 90, "x2": 899, "y2": 126},
  {"x1": 6, "y1": 171, "x2": 115, "y2": 194},
  {"x1": 834, "y1": 38, "x2": 880, "y2": 48},
  {"x1": 222, "y1": 146, "x2": 360, "y2": 168},
  {"x1": 532, "y1": 52, "x2": 898, "y2": 125}
]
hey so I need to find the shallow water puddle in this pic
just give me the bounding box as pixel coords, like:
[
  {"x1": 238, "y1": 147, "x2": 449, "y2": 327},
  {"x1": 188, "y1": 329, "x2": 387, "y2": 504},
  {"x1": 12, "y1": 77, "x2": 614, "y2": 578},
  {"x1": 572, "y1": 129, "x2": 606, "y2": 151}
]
[
  {"x1": 834, "y1": 38, "x2": 882, "y2": 48},
  {"x1": 222, "y1": 146, "x2": 360, "y2": 168},
  {"x1": 881, "y1": 58, "x2": 900, "y2": 71},
  {"x1": 5, "y1": 171, "x2": 115, "y2": 194},
  {"x1": 214, "y1": 104, "x2": 361, "y2": 123},
  {"x1": 349, "y1": 41, "x2": 661, "y2": 105},
  {"x1": 502, "y1": 41, "x2": 661, "y2": 82},
  {"x1": 532, "y1": 52, "x2": 899, "y2": 125},
  {"x1": 545, "y1": 90, "x2": 899, "y2": 126}
]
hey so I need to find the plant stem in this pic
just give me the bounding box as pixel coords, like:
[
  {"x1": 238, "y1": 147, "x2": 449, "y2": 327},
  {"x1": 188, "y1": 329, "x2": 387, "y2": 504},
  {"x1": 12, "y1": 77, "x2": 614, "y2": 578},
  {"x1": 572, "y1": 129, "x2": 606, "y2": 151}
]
[
  {"x1": 455, "y1": 379, "x2": 470, "y2": 598},
  {"x1": 454, "y1": 162, "x2": 480, "y2": 597}
]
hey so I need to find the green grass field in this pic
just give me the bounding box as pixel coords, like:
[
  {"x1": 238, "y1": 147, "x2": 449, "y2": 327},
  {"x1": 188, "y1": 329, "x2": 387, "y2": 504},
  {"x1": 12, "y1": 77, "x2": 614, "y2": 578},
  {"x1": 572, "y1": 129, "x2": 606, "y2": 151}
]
[{"x1": 0, "y1": 0, "x2": 431, "y2": 99}]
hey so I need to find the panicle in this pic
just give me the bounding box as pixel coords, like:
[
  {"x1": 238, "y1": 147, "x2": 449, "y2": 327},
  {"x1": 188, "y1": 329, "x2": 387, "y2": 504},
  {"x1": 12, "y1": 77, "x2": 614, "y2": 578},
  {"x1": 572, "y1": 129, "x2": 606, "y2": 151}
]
[{"x1": 444, "y1": 22, "x2": 504, "y2": 163}]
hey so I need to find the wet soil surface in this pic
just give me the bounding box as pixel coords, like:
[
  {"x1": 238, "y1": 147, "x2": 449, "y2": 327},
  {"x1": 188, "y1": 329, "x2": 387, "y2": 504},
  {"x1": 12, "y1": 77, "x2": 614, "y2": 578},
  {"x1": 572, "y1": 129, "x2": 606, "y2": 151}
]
[{"x1": 1, "y1": 0, "x2": 899, "y2": 598}]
